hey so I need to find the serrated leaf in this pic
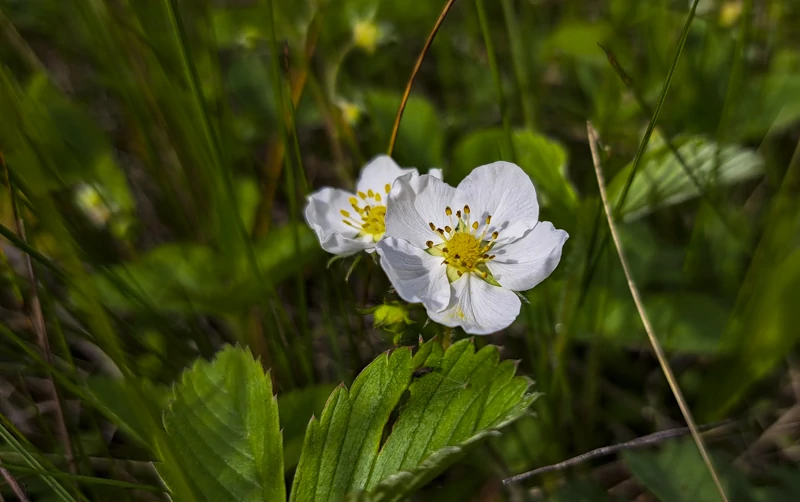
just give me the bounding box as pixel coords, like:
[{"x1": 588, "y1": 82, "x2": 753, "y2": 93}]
[
  {"x1": 607, "y1": 134, "x2": 763, "y2": 221},
  {"x1": 291, "y1": 339, "x2": 536, "y2": 502},
  {"x1": 159, "y1": 346, "x2": 285, "y2": 502},
  {"x1": 290, "y1": 348, "x2": 413, "y2": 502}
]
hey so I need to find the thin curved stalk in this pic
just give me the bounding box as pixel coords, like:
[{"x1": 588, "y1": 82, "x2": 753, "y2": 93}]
[
  {"x1": 388, "y1": 0, "x2": 458, "y2": 156},
  {"x1": 587, "y1": 122, "x2": 729, "y2": 502}
]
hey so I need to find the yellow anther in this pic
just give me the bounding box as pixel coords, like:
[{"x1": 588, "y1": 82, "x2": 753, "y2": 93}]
[
  {"x1": 375, "y1": 193, "x2": 382, "y2": 202},
  {"x1": 485, "y1": 215, "x2": 492, "y2": 225},
  {"x1": 340, "y1": 210, "x2": 350, "y2": 217},
  {"x1": 384, "y1": 184, "x2": 391, "y2": 193},
  {"x1": 456, "y1": 210, "x2": 461, "y2": 218},
  {"x1": 445, "y1": 226, "x2": 452, "y2": 233},
  {"x1": 349, "y1": 196, "x2": 358, "y2": 205},
  {"x1": 358, "y1": 191, "x2": 367, "y2": 199},
  {"x1": 472, "y1": 221, "x2": 479, "y2": 230},
  {"x1": 429, "y1": 222, "x2": 436, "y2": 231},
  {"x1": 426, "y1": 240, "x2": 434, "y2": 248},
  {"x1": 445, "y1": 207, "x2": 452, "y2": 216},
  {"x1": 491, "y1": 231, "x2": 499, "y2": 240},
  {"x1": 464, "y1": 205, "x2": 471, "y2": 214},
  {"x1": 368, "y1": 189, "x2": 374, "y2": 197}
]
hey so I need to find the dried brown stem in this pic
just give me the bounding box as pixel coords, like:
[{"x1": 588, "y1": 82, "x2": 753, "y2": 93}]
[
  {"x1": 2, "y1": 155, "x2": 77, "y2": 475},
  {"x1": 503, "y1": 421, "x2": 731, "y2": 484},
  {"x1": 585, "y1": 123, "x2": 729, "y2": 502},
  {"x1": 0, "y1": 459, "x2": 30, "y2": 502},
  {"x1": 387, "y1": 0, "x2": 458, "y2": 156}
]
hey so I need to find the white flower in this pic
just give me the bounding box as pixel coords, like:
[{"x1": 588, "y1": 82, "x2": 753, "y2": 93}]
[
  {"x1": 376, "y1": 162, "x2": 568, "y2": 335},
  {"x1": 304, "y1": 155, "x2": 442, "y2": 256}
]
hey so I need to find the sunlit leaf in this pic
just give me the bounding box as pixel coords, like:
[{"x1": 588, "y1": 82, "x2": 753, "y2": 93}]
[
  {"x1": 159, "y1": 346, "x2": 285, "y2": 502},
  {"x1": 291, "y1": 338, "x2": 537, "y2": 502},
  {"x1": 607, "y1": 134, "x2": 763, "y2": 221}
]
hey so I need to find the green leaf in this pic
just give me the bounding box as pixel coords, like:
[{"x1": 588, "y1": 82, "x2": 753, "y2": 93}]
[
  {"x1": 363, "y1": 90, "x2": 444, "y2": 169},
  {"x1": 623, "y1": 440, "x2": 748, "y2": 502},
  {"x1": 290, "y1": 348, "x2": 413, "y2": 502},
  {"x1": 74, "y1": 224, "x2": 320, "y2": 315},
  {"x1": 0, "y1": 71, "x2": 133, "y2": 209},
  {"x1": 159, "y1": 345, "x2": 285, "y2": 502},
  {"x1": 593, "y1": 291, "x2": 731, "y2": 353},
  {"x1": 291, "y1": 338, "x2": 537, "y2": 502},
  {"x1": 86, "y1": 376, "x2": 169, "y2": 447},
  {"x1": 540, "y1": 20, "x2": 612, "y2": 62},
  {"x1": 698, "y1": 249, "x2": 800, "y2": 418},
  {"x1": 607, "y1": 134, "x2": 763, "y2": 221}
]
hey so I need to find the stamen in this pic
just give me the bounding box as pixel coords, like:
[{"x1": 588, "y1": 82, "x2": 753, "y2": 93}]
[
  {"x1": 472, "y1": 221, "x2": 479, "y2": 231},
  {"x1": 358, "y1": 191, "x2": 367, "y2": 199},
  {"x1": 375, "y1": 193, "x2": 382, "y2": 202},
  {"x1": 456, "y1": 210, "x2": 462, "y2": 218},
  {"x1": 429, "y1": 222, "x2": 436, "y2": 231},
  {"x1": 464, "y1": 205, "x2": 471, "y2": 214},
  {"x1": 445, "y1": 206, "x2": 452, "y2": 216},
  {"x1": 457, "y1": 271, "x2": 463, "y2": 277},
  {"x1": 485, "y1": 216, "x2": 491, "y2": 225},
  {"x1": 384, "y1": 184, "x2": 391, "y2": 193},
  {"x1": 426, "y1": 240, "x2": 434, "y2": 248},
  {"x1": 437, "y1": 228, "x2": 445, "y2": 235},
  {"x1": 349, "y1": 196, "x2": 358, "y2": 205},
  {"x1": 340, "y1": 210, "x2": 350, "y2": 217},
  {"x1": 445, "y1": 226, "x2": 452, "y2": 233},
  {"x1": 489, "y1": 255, "x2": 496, "y2": 260},
  {"x1": 368, "y1": 189, "x2": 374, "y2": 198},
  {"x1": 492, "y1": 231, "x2": 499, "y2": 240},
  {"x1": 442, "y1": 247, "x2": 448, "y2": 252}
]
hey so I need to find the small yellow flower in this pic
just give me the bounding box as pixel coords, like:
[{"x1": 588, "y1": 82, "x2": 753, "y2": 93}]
[
  {"x1": 353, "y1": 20, "x2": 379, "y2": 54},
  {"x1": 719, "y1": 2, "x2": 742, "y2": 27},
  {"x1": 339, "y1": 100, "x2": 362, "y2": 125}
]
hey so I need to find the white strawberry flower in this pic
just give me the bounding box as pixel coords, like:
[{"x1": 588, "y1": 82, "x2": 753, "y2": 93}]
[
  {"x1": 376, "y1": 162, "x2": 568, "y2": 335},
  {"x1": 304, "y1": 155, "x2": 442, "y2": 256}
]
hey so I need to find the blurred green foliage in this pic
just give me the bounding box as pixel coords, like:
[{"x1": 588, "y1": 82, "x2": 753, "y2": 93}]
[{"x1": 1, "y1": 0, "x2": 800, "y2": 500}]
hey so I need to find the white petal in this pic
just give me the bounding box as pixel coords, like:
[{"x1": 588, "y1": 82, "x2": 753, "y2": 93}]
[
  {"x1": 384, "y1": 173, "x2": 458, "y2": 249},
  {"x1": 356, "y1": 155, "x2": 418, "y2": 195},
  {"x1": 304, "y1": 188, "x2": 371, "y2": 256},
  {"x1": 456, "y1": 161, "x2": 540, "y2": 242},
  {"x1": 376, "y1": 237, "x2": 450, "y2": 312},
  {"x1": 428, "y1": 273, "x2": 520, "y2": 335},
  {"x1": 429, "y1": 168, "x2": 443, "y2": 179},
  {"x1": 487, "y1": 221, "x2": 568, "y2": 291}
]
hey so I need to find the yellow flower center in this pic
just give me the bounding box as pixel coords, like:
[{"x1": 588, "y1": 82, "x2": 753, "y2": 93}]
[
  {"x1": 425, "y1": 205, "x2": 500, "y2": 282},
  {"x1": 340, "y1": 184, "x2": 392, "y2": 242}
]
